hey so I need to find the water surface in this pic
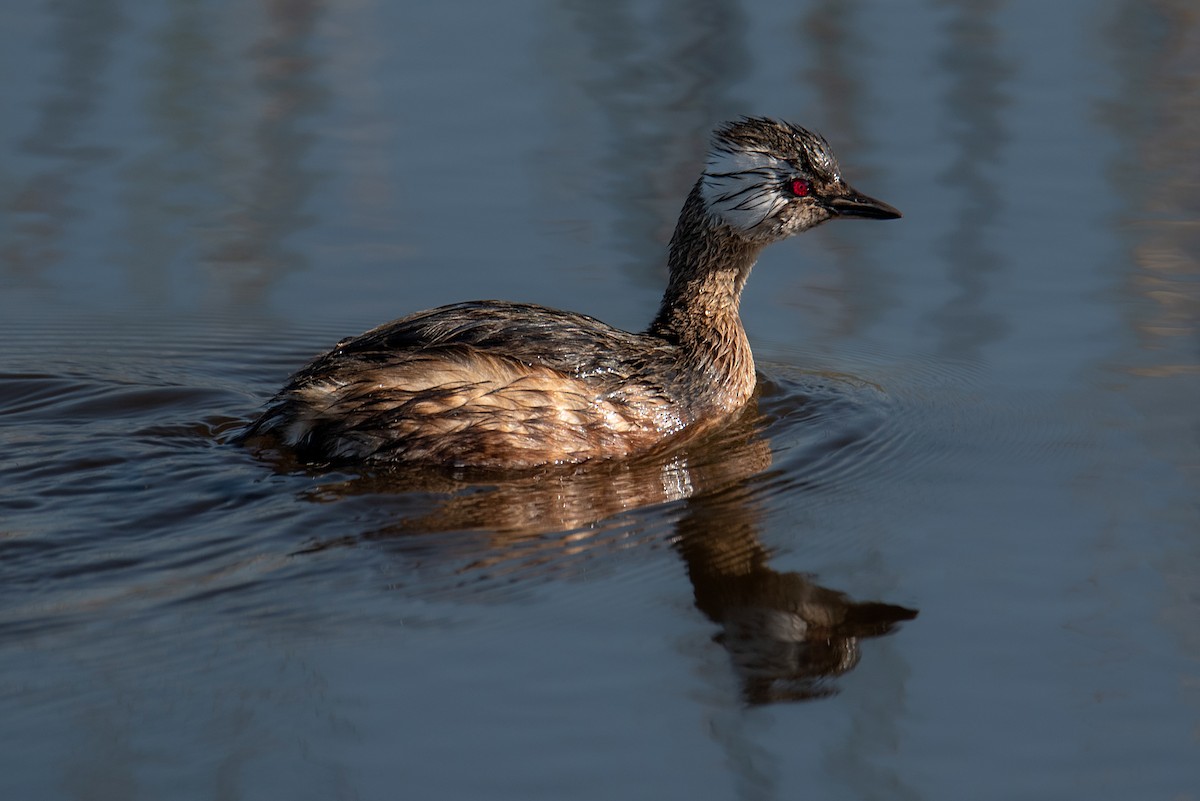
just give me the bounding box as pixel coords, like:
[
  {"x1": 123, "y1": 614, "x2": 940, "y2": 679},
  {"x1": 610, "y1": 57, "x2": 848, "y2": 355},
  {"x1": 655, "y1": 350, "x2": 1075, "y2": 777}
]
[{"x1": 2, "y1": 1, "x2": 1198, "y2": 799}]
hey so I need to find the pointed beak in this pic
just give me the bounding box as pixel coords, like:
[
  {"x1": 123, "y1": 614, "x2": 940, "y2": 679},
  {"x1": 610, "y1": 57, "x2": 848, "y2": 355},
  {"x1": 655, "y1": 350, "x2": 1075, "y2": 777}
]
[{"x1": 826, "y1": 185, "x2": 902, "y2": 220}]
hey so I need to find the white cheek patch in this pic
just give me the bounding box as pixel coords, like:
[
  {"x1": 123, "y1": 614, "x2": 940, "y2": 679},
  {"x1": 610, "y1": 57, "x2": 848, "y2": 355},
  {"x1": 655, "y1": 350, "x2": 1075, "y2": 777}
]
[{"x1": 700, "y1": 148, "x2": 789, "y2": 232}]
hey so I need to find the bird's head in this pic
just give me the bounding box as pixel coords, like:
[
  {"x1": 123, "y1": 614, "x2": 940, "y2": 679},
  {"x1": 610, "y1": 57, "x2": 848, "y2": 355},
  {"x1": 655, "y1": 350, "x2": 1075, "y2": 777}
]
[{"x1": 700, "y1": 117, "x2": 900, "y2": 243}]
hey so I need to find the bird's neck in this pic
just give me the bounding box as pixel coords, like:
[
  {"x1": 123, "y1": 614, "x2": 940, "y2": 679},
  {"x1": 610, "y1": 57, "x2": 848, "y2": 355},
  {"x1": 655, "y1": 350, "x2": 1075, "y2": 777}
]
[{"x1": 649, "y1": 182, "x2": 764, "y2": 408}]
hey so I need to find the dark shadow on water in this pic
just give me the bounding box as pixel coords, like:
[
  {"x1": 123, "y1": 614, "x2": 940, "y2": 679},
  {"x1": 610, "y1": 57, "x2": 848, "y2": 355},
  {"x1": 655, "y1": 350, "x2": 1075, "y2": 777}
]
[{"x1": 247, "y1": 375, "x2": 918, "y2": 705}]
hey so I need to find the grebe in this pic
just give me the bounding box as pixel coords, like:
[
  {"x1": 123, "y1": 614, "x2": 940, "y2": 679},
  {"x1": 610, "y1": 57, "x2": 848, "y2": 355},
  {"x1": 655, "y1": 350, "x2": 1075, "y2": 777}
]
[{"x1": 242, "y1": 118, "x2": 900, "y2": 468}]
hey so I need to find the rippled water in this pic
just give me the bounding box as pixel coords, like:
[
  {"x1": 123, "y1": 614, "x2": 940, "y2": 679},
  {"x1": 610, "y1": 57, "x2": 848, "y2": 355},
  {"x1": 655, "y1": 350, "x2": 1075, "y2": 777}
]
[
  {"x1": 3, "y1": 0, "x2": 1199, "y2": 799},
  {"x1": 0, "y1": 311, "x2": 928, "y2": 635}
]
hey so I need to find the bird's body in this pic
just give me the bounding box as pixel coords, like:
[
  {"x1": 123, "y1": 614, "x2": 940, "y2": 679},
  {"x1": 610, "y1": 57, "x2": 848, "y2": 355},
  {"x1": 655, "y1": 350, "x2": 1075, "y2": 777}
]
[
  {"x1": 242, "y1": 118, "x2": 900, "y2": 469},
  {"x1": 254, "y1": 301, "x2": 702, "y2": 467}
]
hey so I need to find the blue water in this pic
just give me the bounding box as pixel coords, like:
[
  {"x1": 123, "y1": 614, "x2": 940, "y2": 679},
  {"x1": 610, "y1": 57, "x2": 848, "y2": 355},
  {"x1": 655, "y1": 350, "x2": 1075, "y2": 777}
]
[{"x1": 2, "y1": 0, "x2": 1198, "y2": 798}]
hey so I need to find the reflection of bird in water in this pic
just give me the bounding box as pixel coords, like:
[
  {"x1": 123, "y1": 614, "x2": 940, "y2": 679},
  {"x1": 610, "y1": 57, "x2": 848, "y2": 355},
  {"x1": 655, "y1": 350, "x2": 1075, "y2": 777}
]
[
  {"x1": 295, "y1": 400, "x2": 771, "y2": 538},
  {"x1": 711, "y1": 576, "x2": 916, "y2": 705},
  {"x1": 676, "y1": 486, "x2": 917, "y2": 705},
  {"x1": 242, "y1": 118, "x2": 899, "y2": 469},
  {"x1": 290, "y1": 387, "x2": 916, "y2": 706}
]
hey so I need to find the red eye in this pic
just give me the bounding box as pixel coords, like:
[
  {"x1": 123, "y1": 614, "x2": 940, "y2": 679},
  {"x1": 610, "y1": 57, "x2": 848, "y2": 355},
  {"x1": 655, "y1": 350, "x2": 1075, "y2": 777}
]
[{"x1": 790, "y1": 179, "x2": 810, "y2": 197}]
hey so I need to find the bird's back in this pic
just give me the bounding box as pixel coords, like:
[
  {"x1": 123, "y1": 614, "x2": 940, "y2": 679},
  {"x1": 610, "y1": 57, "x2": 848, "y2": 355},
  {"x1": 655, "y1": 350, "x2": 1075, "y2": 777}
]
[{"x1": 243, "y1": 301, "x2": 690, "y2": 468}]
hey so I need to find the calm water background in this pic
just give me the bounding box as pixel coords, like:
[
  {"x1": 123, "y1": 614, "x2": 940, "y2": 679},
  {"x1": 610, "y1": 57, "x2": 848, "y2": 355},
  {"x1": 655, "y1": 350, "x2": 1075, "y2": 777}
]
[{"x1": 2, "y1": 0, "x2": 1198, "y2": 798}]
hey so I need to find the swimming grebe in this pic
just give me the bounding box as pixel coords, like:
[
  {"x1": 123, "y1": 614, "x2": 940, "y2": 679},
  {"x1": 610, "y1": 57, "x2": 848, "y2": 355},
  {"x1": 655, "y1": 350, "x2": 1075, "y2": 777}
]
[{"x1": 243, "y1": 118, "x2": 900, "y2": 468}]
